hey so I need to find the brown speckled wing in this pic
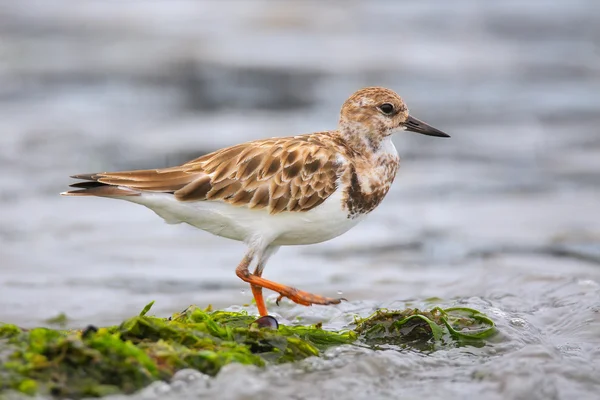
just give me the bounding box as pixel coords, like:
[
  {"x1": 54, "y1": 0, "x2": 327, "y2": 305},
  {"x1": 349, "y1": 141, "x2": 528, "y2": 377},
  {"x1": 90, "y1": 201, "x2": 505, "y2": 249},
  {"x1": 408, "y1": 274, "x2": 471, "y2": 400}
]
[{"x1": 71, "y1": 135, "x2": 343, "y2": 214}]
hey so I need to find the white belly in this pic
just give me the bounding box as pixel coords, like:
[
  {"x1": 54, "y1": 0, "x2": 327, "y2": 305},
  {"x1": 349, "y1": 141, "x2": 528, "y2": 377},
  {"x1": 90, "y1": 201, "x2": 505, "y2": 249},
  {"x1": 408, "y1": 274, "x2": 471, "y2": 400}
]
[{"x1": 121, "y1": 187, "x2": 364, "y2": 246}]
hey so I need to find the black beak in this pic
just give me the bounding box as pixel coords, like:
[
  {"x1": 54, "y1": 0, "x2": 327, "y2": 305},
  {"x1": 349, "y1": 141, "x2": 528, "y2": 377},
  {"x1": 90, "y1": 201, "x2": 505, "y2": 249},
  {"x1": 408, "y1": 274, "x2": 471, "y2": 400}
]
[{"x1": 404, "y1": 115, "x2": 450, "y2": 138}]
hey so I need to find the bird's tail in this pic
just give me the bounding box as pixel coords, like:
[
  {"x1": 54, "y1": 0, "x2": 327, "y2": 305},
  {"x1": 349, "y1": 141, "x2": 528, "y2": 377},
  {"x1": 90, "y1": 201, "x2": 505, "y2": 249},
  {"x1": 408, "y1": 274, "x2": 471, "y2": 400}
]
[{"x1": 61, "y1": 174, "x2": 141, "y2": 197}]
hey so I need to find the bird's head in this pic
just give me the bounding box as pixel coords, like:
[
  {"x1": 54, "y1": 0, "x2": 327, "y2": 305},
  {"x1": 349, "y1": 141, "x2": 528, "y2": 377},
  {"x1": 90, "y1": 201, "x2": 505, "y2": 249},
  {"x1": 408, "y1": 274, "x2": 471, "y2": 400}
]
[{"x1": 338, "y1": 87, "x2": 449, "y2": 151}]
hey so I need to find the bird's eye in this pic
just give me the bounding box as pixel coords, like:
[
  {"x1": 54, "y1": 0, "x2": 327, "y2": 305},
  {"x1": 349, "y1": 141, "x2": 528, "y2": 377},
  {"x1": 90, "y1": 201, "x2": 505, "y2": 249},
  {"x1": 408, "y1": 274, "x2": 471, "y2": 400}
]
[{"x1": 378, "y1": 103, "x2": 394, "y2": 115}]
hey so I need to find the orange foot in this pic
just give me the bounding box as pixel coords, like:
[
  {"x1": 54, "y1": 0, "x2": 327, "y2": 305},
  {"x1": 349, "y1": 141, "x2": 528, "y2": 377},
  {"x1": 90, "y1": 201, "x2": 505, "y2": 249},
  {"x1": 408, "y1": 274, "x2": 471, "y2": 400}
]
[
  {"x1": 237, "y1": 264, "x2": 345, "y2": 315},
  {"x1": 275, "y1": 287, "x2": 346, "y2": 307}
]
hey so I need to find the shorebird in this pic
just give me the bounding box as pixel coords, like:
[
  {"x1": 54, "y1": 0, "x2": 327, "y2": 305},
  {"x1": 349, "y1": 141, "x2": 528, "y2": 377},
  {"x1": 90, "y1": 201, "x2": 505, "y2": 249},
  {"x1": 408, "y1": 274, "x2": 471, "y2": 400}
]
[{"x1": 62, "y1": 87, "x2": 449, "y2": 317}]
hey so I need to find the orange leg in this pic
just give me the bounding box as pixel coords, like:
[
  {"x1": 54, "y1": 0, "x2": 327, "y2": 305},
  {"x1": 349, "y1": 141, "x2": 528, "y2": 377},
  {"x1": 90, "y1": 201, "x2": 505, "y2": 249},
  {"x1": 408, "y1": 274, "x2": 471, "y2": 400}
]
[
  {"x1": 236, "y1": 253, "x2": 345, "y2": 317},
  {"x1": 250, "y1": 262, "x2": 268, "y2": 317}
]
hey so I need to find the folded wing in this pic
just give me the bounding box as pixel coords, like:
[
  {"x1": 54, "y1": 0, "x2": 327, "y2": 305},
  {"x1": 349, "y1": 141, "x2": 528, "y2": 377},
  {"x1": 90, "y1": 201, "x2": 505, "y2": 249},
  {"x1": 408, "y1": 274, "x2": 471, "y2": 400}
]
[{"x1": 63, "y1": 135, "x2": 343, "y2": 214}]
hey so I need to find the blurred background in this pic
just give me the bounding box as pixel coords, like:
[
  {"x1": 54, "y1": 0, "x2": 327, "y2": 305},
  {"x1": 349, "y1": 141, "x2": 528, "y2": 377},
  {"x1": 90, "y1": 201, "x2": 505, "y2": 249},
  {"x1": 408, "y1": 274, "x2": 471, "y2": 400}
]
[
  {"x1": 1, "y1": 1, "x2": 599, "y2": 398},
  {"x1": 1, "y1": 0, "x2": 599, "y2": 324}
]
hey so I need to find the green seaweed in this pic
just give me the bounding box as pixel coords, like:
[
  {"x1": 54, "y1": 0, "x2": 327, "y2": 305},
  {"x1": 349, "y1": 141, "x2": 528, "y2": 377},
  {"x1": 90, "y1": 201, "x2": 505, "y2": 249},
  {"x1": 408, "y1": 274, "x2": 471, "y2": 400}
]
[
  {"x1": 138, "y1": 301, "x2": 155, "y2": 317},
  {"x1": 43, "y1": 313, "x2": 69, "y2": 328},
  {"x1": 436, "y1": 307, "x2": 496, "y2": 340},
  {"x1": 354, "y1": 307, "x2": 495, "y2": 349},
  {"x1": 0, "y1": 302, "x2": 495, "y2": 398}
]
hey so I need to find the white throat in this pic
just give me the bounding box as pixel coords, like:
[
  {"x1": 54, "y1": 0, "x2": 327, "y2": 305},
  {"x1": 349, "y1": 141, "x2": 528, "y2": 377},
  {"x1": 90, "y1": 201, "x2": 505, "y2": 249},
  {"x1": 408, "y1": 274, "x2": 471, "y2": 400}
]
[{"x1": 377, "y1": 135, "x2": 398, "y2": 158}]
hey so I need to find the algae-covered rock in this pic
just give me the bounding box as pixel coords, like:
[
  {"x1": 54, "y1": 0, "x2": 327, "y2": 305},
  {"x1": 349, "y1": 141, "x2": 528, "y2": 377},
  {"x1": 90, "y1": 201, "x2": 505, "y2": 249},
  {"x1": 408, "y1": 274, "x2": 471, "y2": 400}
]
[
  {"x1": 0, "y1": 303, "x2": 495, "y2": 398},
  {"x1": 355, "y1": 307, "x2": 496, "y2": 350}
]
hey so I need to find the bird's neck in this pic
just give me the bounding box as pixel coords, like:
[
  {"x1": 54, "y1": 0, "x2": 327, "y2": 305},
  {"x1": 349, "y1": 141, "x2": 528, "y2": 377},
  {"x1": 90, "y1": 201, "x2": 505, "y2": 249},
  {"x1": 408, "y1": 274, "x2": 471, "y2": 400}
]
[{"x1": 337, "y1": 131, "x2": 400, "y2": 219}]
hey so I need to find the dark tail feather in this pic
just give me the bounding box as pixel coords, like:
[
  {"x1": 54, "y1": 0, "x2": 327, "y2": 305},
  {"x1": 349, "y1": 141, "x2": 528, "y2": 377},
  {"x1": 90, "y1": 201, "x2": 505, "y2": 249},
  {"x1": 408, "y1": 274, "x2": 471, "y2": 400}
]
[
  {"x1": 61, "y1": 184, "x2": 140, "y2": 197},
  {"x1": 70, "y1": 173, "x2": 100, "y2": 180},
  {"x1": 68, "y1": 181, "x2": 106, "y2": 189}
]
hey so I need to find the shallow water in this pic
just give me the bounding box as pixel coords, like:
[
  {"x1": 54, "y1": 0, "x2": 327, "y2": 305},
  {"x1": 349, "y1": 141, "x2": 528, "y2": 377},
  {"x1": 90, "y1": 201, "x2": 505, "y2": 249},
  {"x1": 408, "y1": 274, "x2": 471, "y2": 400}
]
[{"x1": 1, "y1": 1, "x2": 600, "y2": 399}]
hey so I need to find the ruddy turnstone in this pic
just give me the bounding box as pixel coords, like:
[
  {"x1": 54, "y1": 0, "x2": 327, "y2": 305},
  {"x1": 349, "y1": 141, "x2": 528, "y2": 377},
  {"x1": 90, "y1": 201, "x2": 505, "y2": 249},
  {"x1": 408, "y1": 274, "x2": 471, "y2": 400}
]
[{"x1": 62, "y1": 87, "x2": 449, "y2": 317}]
